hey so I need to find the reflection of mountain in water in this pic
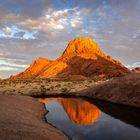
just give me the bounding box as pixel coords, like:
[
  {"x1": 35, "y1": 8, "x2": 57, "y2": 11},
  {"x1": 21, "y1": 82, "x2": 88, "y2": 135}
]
[
  {"x1": 86, "y1": 98, "x2": 140, "y2": 129},
  {"x1": 39, "y1": 98, "x2": 101, "y2": 125}
]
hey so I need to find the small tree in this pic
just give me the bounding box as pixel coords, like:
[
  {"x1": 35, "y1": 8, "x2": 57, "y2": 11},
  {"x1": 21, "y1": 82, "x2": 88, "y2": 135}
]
[
  {"x1": 61, "y1": 87, "x2": 70, "y2": 93},
  {"x1": 40, "y1": 85, "x2": 46, "y2": 96}
]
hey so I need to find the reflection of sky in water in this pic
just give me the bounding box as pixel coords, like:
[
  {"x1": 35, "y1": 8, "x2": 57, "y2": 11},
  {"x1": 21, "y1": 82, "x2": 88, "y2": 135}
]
[{"x1": 45, "y1": 100, "x2": 140, "y2": 140}]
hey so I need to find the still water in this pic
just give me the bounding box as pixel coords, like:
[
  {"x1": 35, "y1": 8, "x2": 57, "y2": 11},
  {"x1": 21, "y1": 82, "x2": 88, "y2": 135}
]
[{"x1": 39, "y1": 97, "x2": 140, "y2": 140}]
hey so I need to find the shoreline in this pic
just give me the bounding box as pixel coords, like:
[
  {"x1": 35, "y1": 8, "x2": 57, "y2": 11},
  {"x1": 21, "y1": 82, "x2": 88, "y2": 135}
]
[
  {"x1": 0, "y1": 74, "x2": 139, "y2": 108},
  {"x1": 35, "y1": 74, "x2": 140, "y2": 108},
  {"x1": 42, "y1": 103, "x2": 72, "y2": 140}
]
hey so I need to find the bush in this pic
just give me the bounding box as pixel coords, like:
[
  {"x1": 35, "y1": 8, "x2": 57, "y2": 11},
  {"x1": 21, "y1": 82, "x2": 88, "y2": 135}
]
[
  {"x1": 50, "y1": 86, "x2": 54, "y2": 90},
  {"x1": 55, "y1": 84, "x2": 61, "y2": 88},
  {"x1": 40, "y1": 85, "x2": 46, "y2": 96},
  {"x1": 88, "y1": 80, "x2": 92, "y2": 83},
  {"x1": 46, "y1": 88, "x2": 51, "y2": 91},
  {"x1": 33, "y1": 86, "x2": 38, "y2": 89},
  {"x1": 61, "y1": 87, "x2": 70, "y2": 93}
]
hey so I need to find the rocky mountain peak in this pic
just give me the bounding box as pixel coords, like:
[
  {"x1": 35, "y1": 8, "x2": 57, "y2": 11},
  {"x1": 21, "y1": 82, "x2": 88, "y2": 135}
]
[
  {"x1": 10, "y1": 37, "x2": 131, "y2": 80},
  {"x1": 61, "y1": 37, "x2": 102, "y2": 58}
]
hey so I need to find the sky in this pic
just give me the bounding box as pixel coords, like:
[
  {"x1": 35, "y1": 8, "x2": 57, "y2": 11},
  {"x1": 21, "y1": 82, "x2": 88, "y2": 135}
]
[{"x1": 0, "y1": 0, "x2": 140, "y2": 78}]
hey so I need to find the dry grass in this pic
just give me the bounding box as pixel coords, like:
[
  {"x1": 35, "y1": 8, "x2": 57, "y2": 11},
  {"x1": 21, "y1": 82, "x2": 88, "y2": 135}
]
[{"x1": 0, "y1": 79, "x2": 106, "y2": 96}]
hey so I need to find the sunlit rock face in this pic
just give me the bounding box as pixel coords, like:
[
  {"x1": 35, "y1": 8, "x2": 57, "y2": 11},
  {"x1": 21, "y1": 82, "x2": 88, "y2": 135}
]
[
  {"x1": 58, "y1": 37, "x2": 130, "y2": 79},
  {"x1": 10, "y1": 57, "x2": 53, "y2": 79},
  {"x1": 58, "y1": 37, "x2": 103, "y2": 60},
  {"x1": 39, "y1": 98, "x2": 101, "y2": 125},
  {"x1": 10, "y1": 37, "x2": 131, "y2": 80}
]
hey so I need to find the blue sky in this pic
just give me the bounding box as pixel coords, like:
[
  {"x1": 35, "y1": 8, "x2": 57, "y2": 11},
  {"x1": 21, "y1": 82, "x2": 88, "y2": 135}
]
[{"x1": 0, "y1": 0, "x2": 140, "y2": 78}]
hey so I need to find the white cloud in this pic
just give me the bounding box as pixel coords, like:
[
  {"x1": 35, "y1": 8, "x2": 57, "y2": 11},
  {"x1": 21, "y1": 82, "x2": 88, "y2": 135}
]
[
  {"x1": 126, "y1": 62, "x2": 140, "y2": 69},
  {"x1": 2, "y1": 27, "x2": 12, "y2": 34},
  {"x1": 1, "y1": 7, "x2": 83, "y2": 33},
  {"x1": 0, "y1": 66, "x2": 18, "y2": 71},
  {"x1": 0, "y1": 59, "x2": 28, "y2": 73},
  {"x1": 0, "y1": 60, "x2": 28, "y2": 68},
  {"x1": 71, "y1": 16, "x2": 82, "y2": 28},
  {"x1": 0, "y1": 25, "x2": 38, "y2": 40},
  {"x1": 42, "y1": 7, "x2": 83, "y2": 30}
]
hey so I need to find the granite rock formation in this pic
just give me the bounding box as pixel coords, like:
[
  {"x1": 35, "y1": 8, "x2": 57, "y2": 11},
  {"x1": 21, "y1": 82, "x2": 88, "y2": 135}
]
[{"x1": 10, "y1": 37, "x2": 131, "y2": 80}]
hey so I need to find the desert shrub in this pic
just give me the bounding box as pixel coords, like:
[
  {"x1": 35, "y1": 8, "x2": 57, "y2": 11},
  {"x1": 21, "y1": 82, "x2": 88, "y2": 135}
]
[
  {"x1": 88, "y1": 80, "x2": 92, "y2": 83},
  {"x1": 55, "y1": 84, "x2": 61, "y2": 88},
  {"x1": 40, "y1": 85, "x2": 46, "y2": 96},
  {"x1": 18, "y1": 90, "x2": 24, "y2": 95},
  {"x1": 12, "y1": 89, "x2": 16, "y2": 92},
  {"x1": 61, "y1": 87, "x2": 70, "y2": 93},
  {"x1": 85, "y1": 85, "x2": 90, "y2": 88},
  {"x1": 33, "y1": 86, "x2": 38, "y2": 89},
  {"x1": 46, "y1": 88, "x2": 51, "y2": 91},
  {"x1": 50, "y1": 86, "x2": 54, "y2": 90},
  {"x1": 29, "y1": 84, "x2": 32, "y2": 86}
]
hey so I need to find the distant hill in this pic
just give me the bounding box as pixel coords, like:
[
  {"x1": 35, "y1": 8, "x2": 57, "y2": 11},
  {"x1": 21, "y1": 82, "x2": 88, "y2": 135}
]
[
  {"x1": 10, "y1": 37, "x2": 131, "y2": 80},
  {"x1": 132, "y1": 67, "x2": 140, "y2": 73}
]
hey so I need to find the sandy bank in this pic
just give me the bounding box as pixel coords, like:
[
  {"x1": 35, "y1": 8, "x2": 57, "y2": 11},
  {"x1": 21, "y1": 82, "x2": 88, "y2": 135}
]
[{"x1": 0, "y1": 94, "x2": 69, "y2": 140}]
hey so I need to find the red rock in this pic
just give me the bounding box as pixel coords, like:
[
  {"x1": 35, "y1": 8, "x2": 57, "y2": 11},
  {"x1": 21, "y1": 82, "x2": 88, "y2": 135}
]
[
  {"x1": 78, "y1": 74, "x2": 140, "y2": 107},
  {"x1": 10, "y1": 57, "x2": 53, "y2": 79},
  {"x1": 10, "y1": 37, "x2": 131, "y2": 80}
]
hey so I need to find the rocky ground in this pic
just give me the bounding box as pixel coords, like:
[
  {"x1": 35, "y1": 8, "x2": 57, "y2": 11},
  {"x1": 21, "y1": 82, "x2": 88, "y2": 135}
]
[
  {"x1": 0, "y1": 74, "x2": 140, "y2": 108},
  {"x1": 77, "y1": 74, "x2": 140, "y2": 108},
  {"x1": 0, "y1": 94, "x2": 69, "y2": 140},
  {"x1": 0, "y1": 74, "x2": 139, "y2": 140}
]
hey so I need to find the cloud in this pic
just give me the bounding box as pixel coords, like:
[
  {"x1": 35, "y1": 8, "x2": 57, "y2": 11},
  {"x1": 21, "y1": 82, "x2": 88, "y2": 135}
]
[
  {"x1": 0, "y1": 25, "x2": 38, "y2": 39},
  {"x1": 0, "y1": 7, "x2": 83, "y2": 33},
  {"x1": 0, "y1": 0, "x2": 140, "y2": 78},
  {"x1": 2, "y1": 26, "x2": 12, "y2": 34},
  {"x1": 0, "y1": 60, "x2": 28, "y2": 68},
  {"x1": 0, "y1": 58, "x2": 29, "y2": 79},
  {"x1": 0, "y1": 58, "x2": 29, "y2": 78},
  {"x1": 126, "y1": 62, "x2": 140, "y2": 69},
  {"x1": 0, "y1": 66, "x2": 18, "y2": 71},
  {"x1": 70, "y1": 15, "x2": 82, "y2": 28},
  {"x1": 22, "y1": 7, "x2": 83, "y2": 32},
  {"x1": 0, "y1": 59, "x2": 28, "y2": 74}
]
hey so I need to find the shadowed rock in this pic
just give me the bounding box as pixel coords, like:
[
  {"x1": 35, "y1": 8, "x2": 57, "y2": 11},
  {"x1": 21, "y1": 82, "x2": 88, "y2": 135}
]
[
  {"x1": 10, "y1": 37, "x2": 130, "y2": 80},
  {"x1": 78, "y1": 74, "x2": 140, "y2": 107}
]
